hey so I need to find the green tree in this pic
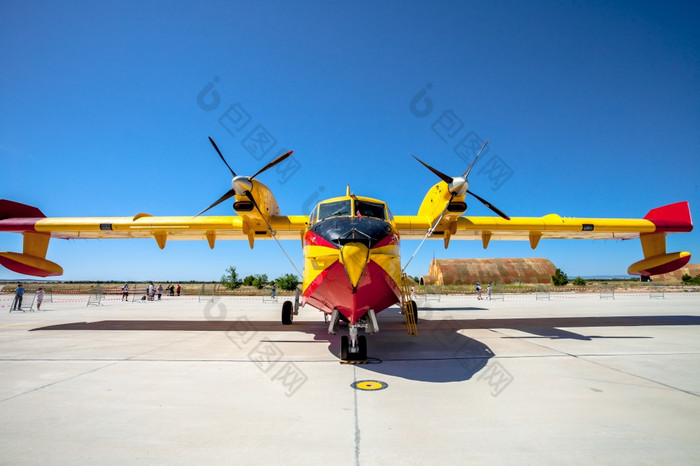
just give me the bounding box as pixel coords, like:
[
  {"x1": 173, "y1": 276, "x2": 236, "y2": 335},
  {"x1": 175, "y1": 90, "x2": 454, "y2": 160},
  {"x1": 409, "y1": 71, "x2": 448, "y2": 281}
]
[
  {"x1": 220, "y1": 266, "x2": 242, "y2": 290},
  {"x1": 275, "y1": 273, "x2": 300, "y2": 291},
  {"x1": 242, "y1": 275, "x2": 256, "y2": 286},
  {"x1": 252, "y1": 274, "x2": 269, "y2": 289},
  {"x1": 572, "y1": 276, "x2": 587, "y2": 286},
  {"x1": 551, "y1": 268, "x2": 569, "y2": 286}
]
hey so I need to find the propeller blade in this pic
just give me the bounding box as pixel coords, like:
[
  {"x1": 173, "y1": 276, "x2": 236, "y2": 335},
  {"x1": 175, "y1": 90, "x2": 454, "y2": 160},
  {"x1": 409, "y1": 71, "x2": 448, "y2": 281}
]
[
  {"x1": 196, "y1": 189, "x2": 236, "y2": 217},
  {"x1": 411, "y1": 154, "x2": 453, "y2": 184},
  {"x1": 244, "y1": 190, "x2": 263, "y2": 212},
  {"x1": 208, "y1": 137, "x2": 237, "y2": 177},
  {"x1": 467, "y1": 190, "x2": 510, "y2": 220},
  {"x1": 250, "y1": 150, "x2": 293, "y2": 180},
  {"x1": 462, "y1": 138, "x2": 489, "y2": 179}
]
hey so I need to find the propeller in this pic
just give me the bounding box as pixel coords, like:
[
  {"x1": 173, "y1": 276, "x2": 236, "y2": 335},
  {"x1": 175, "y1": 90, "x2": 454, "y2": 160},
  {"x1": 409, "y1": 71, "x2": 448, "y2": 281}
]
[
  {"x1": 411, "y1": 139, "x2": 510, "y2": 220},
  {"x1": 197, "y1": 137, "x2": 292, "y2": 216}
]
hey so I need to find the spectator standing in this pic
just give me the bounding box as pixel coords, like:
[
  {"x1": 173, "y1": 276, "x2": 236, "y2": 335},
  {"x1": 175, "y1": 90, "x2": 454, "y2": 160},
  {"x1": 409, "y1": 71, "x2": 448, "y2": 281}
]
[
  {"x1": 157, "y1": 285, "x2": 163, "y2": 300},
  {"x1": 176, "y1": 284, "x2": 181, "y2": 296},
  {"x1": 36, "y1": 287, "x2": 45, "y2": 310},
  {"x1": 122, "y1": 283, "x2": 129, "y2": 301},
  {"x1": 12, "y1": 283, "x2": 25, "y2": 311}
]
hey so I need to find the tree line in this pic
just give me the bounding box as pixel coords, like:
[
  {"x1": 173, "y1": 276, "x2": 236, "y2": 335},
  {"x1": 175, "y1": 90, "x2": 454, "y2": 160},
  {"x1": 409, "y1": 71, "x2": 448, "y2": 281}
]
[{"x1": 220, "y1": 266, "x2": 300, "y2": 291}]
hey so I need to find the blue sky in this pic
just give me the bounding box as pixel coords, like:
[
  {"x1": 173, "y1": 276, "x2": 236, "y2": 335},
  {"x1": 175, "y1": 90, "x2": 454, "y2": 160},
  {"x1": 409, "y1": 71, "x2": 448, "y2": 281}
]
[{"x1": 1, "y1": 0, "x2": 698, "y2": 281}]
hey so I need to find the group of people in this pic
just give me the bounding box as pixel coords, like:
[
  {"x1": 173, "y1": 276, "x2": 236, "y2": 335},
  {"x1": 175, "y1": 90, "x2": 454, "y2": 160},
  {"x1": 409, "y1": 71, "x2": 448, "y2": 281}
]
[
  {"x1": 10, "y1": 284, "x2": 45, "y2": 311},
  {"x1": 121, "y1": 283, "x2": 181, "y2": 301},
  {"x1": 475, "y1": 282, "x2": 492, "y2": 300}
]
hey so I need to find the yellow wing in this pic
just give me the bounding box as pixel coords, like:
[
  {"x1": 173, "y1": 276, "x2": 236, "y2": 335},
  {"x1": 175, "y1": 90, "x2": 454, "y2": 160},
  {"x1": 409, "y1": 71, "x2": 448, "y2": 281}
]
[
  {"x1": 395, "y1": 201, "x2": 693, "y2": 277},
  {"x1": 0, "y1": 199, "x2": 307, "y2": 277}
]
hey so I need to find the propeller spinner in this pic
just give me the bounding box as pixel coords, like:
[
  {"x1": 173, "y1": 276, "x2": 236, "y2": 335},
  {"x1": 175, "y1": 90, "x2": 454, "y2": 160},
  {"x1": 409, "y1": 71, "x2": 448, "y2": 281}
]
[
  {"x1": 411, "y1": 139, "x2": 510, "y2": 220},
  {"x1": 197, "y1": 137, "x2": 292, "y2": 216}
]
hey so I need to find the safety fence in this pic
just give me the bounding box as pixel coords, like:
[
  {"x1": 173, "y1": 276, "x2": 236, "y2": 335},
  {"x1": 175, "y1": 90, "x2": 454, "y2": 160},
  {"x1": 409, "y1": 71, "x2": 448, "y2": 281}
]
[
  {"x1": 535, "y1": 284, "x2": 551, "y2": 301},
  {"x1": 87, "y1": 286, "x2": 104, "y2": 306},
  {"x1": 261, "y1": 286, "x2": 278, "y2": 303},
  {"x1": 599, "y1": 285, "x2": 615, "y2": 300},
  {"x1": 649, "y1": 284, "x2": 666, "y2": 299},
  {"x1": 8, "y1": 292, "x2": 35, "y2": 312},
  {"x1": 198, "y1": 284, "x2": 214, "y2": 303},
  {"x1": 421, "y1": 286, "x2": 441, "y2": 302}
]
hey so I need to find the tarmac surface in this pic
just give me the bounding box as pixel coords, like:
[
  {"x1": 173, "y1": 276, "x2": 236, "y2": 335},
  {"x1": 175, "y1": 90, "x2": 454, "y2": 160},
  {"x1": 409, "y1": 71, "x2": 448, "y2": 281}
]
[{"x1": 1, "y1": 291, "x2": 699, "y2": 465}]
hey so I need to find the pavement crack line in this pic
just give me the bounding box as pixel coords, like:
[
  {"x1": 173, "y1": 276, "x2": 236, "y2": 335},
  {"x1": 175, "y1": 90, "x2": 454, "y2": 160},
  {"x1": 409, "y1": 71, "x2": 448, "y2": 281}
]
[
  {"x1": 487, "y1": 328, "x2": 699, "y2": 398},
  {"x1": 0, "y1": 331, "x2": 208, "y2": 404},
  {"x1": 0, "y1": 360, "x2": 120, "y2": 404}
]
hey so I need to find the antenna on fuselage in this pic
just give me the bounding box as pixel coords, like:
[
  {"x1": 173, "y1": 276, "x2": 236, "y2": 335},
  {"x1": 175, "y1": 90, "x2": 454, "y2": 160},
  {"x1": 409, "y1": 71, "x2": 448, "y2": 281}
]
[{"x1": 346, "y1": 185, "x2": 351, "y2": 196}]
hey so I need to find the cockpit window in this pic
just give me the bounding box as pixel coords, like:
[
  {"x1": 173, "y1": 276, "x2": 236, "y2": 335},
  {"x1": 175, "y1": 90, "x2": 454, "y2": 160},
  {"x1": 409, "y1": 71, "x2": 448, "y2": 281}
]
[
  {"x1": 308, "y1": 205, "x2": 317, "y2": 224},
  {"x1": 355, "y1": 200, "x2": 386, "y2": 220},
  {"x1": 317, "y1": 200, "x2": 352, "y2": 221}
]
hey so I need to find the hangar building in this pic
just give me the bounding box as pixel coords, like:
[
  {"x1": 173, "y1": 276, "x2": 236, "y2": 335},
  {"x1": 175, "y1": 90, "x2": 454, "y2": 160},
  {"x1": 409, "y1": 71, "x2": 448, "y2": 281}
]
[{"x1": 421, "y1": 258, "x2": 557, "y2": 285}]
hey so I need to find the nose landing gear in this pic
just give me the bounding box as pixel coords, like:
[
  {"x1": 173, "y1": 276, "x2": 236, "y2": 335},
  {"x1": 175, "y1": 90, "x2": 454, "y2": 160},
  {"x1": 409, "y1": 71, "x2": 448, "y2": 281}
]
[
  {"x1": 340, "y1": 331, "x2": 367, "y2": 362},
  {"x1": 328, "y1": 309, "x2": 373, "y2": 362}
]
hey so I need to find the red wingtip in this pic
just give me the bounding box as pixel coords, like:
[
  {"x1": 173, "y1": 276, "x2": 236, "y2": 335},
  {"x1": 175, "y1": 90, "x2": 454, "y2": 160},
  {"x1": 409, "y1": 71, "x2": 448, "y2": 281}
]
[{"x1": 644, "y1": 201, "x2": 693, "y2": 233}]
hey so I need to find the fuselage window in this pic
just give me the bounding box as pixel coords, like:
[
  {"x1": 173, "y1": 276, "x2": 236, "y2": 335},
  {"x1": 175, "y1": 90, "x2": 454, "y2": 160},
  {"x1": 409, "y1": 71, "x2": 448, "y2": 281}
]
[
  {"x1": 318, "y1": 200, "x2": 352, "y2": 221},
  {"x1": 355, "y1": 200, "x2": 386, "y2": 220}
]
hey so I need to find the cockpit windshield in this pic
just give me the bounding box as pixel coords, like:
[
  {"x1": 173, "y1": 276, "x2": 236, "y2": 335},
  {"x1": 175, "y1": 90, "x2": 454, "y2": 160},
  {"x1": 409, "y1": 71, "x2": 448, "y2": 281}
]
[
  {"x1": 313, "y1": 199, "x2": 387, "y2": 223},
  {"x1": 317, "y1": 200, "x2": 352, "y2": 221},
  {"x1": 355, "y1": 200, "x2": 386, "y2": 220}
]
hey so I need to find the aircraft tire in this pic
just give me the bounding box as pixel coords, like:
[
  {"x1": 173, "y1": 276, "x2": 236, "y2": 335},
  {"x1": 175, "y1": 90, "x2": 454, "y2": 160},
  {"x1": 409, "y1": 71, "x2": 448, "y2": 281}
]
[
  {"x1": 340, "y1": 335, "x2": 349, "y2": 360},
  {"x1": 282, "y1": 300, "x2": 293, "y2": 325},
  {"x1": 409, "y1": 300, "x2": 418, "y2": 324},
  {"x1": 358, "y1": 335, "x2": 367, "y2": 361}
]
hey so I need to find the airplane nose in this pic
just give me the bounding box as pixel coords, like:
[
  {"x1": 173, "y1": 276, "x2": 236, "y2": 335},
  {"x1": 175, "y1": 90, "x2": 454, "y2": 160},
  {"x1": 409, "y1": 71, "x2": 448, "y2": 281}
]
[{"x1": 339, "y1": 242, "x2": 370, "y2": 289}]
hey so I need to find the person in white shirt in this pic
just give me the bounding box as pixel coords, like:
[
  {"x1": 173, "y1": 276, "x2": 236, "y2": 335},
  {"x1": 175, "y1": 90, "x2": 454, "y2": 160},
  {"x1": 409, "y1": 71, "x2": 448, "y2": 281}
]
[{"x1": 36, "y1": 287, "x2": 45, "y2": 310}]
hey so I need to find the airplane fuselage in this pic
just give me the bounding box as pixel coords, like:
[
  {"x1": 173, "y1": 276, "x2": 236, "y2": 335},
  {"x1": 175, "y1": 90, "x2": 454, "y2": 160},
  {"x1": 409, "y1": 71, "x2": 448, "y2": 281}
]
[{"x1": 301, "y1": 194, "x2": 402, "y2": 325}]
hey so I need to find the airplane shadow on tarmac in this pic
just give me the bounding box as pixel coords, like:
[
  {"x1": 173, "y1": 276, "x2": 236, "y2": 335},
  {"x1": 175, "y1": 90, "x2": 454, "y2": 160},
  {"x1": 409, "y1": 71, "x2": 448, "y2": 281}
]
[{"x1": 31, "y1": 311, "x2": 700, "y2": 383}]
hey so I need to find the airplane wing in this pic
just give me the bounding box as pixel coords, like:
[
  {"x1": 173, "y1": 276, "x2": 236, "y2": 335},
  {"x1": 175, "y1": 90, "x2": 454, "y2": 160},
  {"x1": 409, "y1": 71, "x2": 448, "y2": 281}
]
[
  {"x1": 395, "y1": 201, "x2": 693, "y2": 277},
  {"x1": 0, "y1": 199, "x2": 307, "y2": 277}
]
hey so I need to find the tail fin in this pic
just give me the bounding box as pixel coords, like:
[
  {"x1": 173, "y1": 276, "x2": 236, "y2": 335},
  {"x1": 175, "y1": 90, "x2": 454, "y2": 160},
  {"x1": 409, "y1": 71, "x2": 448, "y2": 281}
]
[{"x1": 628, "y1": 201, "x2": 693, "y2": 276}]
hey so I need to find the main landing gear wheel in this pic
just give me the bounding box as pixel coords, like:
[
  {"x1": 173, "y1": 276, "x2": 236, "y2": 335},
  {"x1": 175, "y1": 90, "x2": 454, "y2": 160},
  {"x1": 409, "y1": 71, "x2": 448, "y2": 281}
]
[
  {"x1": 408, "y1": 300, "x2": 418, "y2": 324},
  {"x1": 281, "y1": 300, "x2": 293, "y2": 325},
  {"x1": 340, "y1": 335, "x2": 349, "y2": 360}
]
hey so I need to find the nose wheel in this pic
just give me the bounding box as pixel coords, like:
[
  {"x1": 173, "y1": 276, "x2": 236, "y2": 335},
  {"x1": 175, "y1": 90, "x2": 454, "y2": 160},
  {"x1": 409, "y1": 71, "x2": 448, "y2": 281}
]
[{"x1": 340, "y1": 334, "x2": 367, "y2": 362}]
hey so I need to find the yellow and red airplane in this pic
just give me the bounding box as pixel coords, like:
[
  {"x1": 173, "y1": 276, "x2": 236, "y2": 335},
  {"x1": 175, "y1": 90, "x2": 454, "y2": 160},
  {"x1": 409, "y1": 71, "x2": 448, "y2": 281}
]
[{"x1": 0, "y1": 138, "x2": 693, "y2": 360}]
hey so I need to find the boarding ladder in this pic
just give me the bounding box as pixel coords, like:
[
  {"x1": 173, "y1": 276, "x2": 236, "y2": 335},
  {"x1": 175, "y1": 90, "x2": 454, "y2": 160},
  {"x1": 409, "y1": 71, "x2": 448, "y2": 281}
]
[{"x1": 400, "y1": 274, "x2": 418, "y2": 336}]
